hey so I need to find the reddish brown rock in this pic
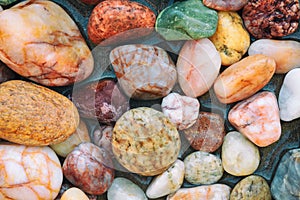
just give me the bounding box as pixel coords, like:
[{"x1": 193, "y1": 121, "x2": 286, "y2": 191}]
[
  {"x1": 203, "y1": 0, "x2": 248, "y2": 11},
  {"x1": 184, "y1": 112, "x2": 225, "y2": 152}
]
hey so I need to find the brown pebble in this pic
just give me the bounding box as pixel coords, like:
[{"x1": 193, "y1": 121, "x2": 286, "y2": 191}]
[{"x1": 203, "y1": 0, "x2": 248, "y2": 11}]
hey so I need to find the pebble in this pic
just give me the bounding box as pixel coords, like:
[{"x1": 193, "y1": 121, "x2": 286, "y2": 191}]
[
  {"x1": 110, "y1": 44, "x2": 177, "y2": 100},
  {"x1": 146, "y1": 159, "x2": 185, "y2": 199},
  {"x1": 214, "y1": 54, "x2": 276, "y2": 104},
  {"x1": 0, "y1": 0, "x2": 93, "y2": 86},
  {"x1": 248, "y1": 39, "x2": 300, "y2": 74},
  {"x1": 0, "y1": 143, "x2": 63, "y2": 200},
  {"x1": 209, "y1": 11, "x2": 250, "y2": 66},
  {"x1": 184, "y1": 151, "x2": 223, "y2": 185},
  {"x1": 229, "y1": 91, "x2": 281, "y2": 147},
  {"x1": 61, "y1": 187, "x2": 89, "y2": 200},
  {"x1": 63, "y1": 142, "x2": 114, "y2": 195},
  {"x1": 271, "y1": 148, "x2": 300, "y2": 200},
  {"x1": 278, "y1": 68, "x2": 300, "y2": 121},
  {"x1": 222, "y1": 131, "x2": 260, "y2": 176},
  {"x1": 184, "y1": 112, "x2": 225, "y2": 152},
  {"x1": 230, "y1": 175, "x2": 272, "y2": 200},
  {"x1": 92, "y1": 125, "x2": 114, "y2": 156},
  {"x1": 177, "y1": 38, "x2": 221, "y2": 97},
  {"x1": 112, "y1": 107, "x2": 181, "y2": 176},
  {"x1": 107, "y1": 177, "x2": 147, "y2": 200},
  {"x1": 166, "y1": 184, "x2": 231, "y2": 200},
  {"x1": 0, "y1": 80, "x2": 79, "y2": 146},
  {"x1": 50, "y1": 120, "x2": 90, "y2": 157},
  {"x1": 161, "y1": 93, "x2": 200, "y2": 130},
  {"x1": 203, "y1": 0, "x2": 248, "y2": 11},
  {"x1": 0, "y1": 61, "x2": 16, "y2": 83},
  {"x1": 0, "y1": 0, "x2": 17, "y2": 5}
]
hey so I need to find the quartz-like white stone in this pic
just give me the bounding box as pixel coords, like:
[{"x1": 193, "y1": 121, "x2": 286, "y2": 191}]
[
  {"x1": 279, "y1": 68, "x2": 300, "y2": 121},
  {"x1": 146, "y1": 160, "x2": 184, "y2": 199}
]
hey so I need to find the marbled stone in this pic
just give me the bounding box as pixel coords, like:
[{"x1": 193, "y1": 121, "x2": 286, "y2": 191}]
[
  {"x1": 167, "y1": 184, "x2": 231, "y2": 200},
  {"x1": 92, "y1": 125, "x2": 114, "y2": 156},
  {"x1": 0, "y1": 143, "x2": 63, "y2": 200},
  {"x1": 229, "y1": 91, "x2": 281, "y2": 147},
  {"x1": 107, "y1": 177, "x2": 147, "y2": 200},
  {"x1": 146, "y1": 159, "x2": 184, "y2": 199},
  {"x1": 222, "y1": 131, "x2": 260, "y2": 176},
  {"x1": 177, "y1": 38, "x2": 221, "y2": 97},
  {"x1": 184, "y1": 151, "x2": 223, "y2": 185},
  {"x1": 161, "y1": 93, "x2": 200, "y2": 130},
  {"x1": 184, "y1": 112, "x2": 225, "y2": 152},
  {"x1": 271, "y1": 148, "x2": 300, "y2": 200},
  {"x1": 278, "y1": 68, "x2": 300, "y2": 121},
  {"x1": 110, "y1": 44, "x2": 176, "y2": 100},
  {"x1": 230, "y1": 175, "x2": 272, "y2": 200}
]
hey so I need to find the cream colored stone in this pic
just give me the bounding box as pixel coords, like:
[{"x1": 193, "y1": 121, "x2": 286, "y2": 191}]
[{"x1": 61, "y1": 188, "x2": 89, "y2": 200}]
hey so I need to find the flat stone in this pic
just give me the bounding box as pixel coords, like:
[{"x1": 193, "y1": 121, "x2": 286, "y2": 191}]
[
  {"x1": 278, "y1": 68, "x2": 300, "y2": 121},
  {"x1": 230, "y1": 175, "x2": 272, "y2": 200},
  {"x1": 222, "y1": 131, "x2": 260, "y2": 176},
  {"x1": 271, "y1": 148, "x2": 300, "y2": 200},
  {"x1": 184, "y1": 151, "x2": 223, "y2": 185},
  {"x1": 184, "y1": 111, "x2": 225, "y2": 152},
  {"x1": 161, "y1": 93, "x2": 200, "y2": 130}
]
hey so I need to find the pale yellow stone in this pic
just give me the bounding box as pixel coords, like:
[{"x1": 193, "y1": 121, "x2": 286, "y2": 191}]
[{"x1": 61, "y1": 188, "x2": 89, "y2": 200}]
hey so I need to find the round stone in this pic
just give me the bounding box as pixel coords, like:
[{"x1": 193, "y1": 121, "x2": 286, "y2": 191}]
[
  {"x1": 230, "y1": 175, "x2": 272, "y2": 200},
  {"x1": 184, "y1": 151, "x2": 223, "y2": 185},
  {"x1": 112, "y1": 107, "x2": 181, "y2": 176}
]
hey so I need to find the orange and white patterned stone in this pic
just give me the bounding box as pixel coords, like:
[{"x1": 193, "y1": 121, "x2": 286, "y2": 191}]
[
  {"x1": 229, "y1": 91, "x2": 281, "y2": 147},
  {"x1": 0, "y1": 143, "x2": 63, "y2": 200}
]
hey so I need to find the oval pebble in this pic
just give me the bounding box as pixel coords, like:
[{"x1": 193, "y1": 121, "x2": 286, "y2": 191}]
[
  {"x1": 61, "y1": 187, "x2": 89, "y2": 200},
  {"x1": 112, "y1": 107, "x2": 180, "y2": 176},
  {"x1": 222, "y1": 131, "x2": 260, "y2": 176},
  {"x1": 230, "y1": 175, "x2": 272, "y2": 200},
  {"x1": 0, "y1": 143, "x2": 63, "y2": 200},
  {"x1": 184, "y1": 151, "x2": 223, "y2": 185},
  {"x1": 107, "y1": 177, "x2": 147, "y2": 200},
  {"x1": 203, "y1": 0, "x2": 248, "y2": 11}
]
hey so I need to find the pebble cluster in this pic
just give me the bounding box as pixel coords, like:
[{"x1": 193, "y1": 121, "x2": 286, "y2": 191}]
[{"x1": 0, "y1": 0, "x2": 299, "y2": 199}]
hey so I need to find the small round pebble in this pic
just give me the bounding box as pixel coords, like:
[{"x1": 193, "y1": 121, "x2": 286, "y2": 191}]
[
  {"x1": 107, "y1": 177, "x2": 147, "y2": 200},
  {"x1": 61, "y1": 187, "x2": 89, "y2": 200},
  {"x1": 184, "y1": 151, "x2": 223, "y2": 185},
  {"x1": 230, "y1": 175, "x2": 272, "y2": 200}
]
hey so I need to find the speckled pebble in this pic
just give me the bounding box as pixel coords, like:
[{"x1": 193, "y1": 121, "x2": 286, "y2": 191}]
[
  {"x1": 184, "y1": 151, "x2": 223, "y2": 185},
  {"x1": 230, "y1": 175, "x2": 271, "y2": 200}
]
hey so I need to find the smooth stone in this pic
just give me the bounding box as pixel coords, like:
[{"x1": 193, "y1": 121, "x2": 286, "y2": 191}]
[
  {"x1": 248, "y1": 39, "x2": 300, "y2": 74},
  {"x1": 0, "y1": 143, "x2": 63, "y2": 200},
  {"x1": 167, "y1": 184, "x2": 231, "y2": 200},
  {"x1": 146, "y1": 159, "x2": 185, "y2": 199},
  {"x1": 0, "y1": 0, "x2": 17, "y2": 5},
  {"x1": 110, "y1": 44, "x2": 177, "y2": 100},
  {"x1": 203, "y1": 0, "x2": 248, "y2": 11},
  {"x1": 107, "y1": 177, "x2": 147, "y2": 200},
  {"x1": 230, "y1": 175, "x2": 272, "y2": 200},
  {"x1": 161, "y1": 93, "x2": 200, "y2": 130},
  {"x1": 61, "y1": 187, "x2": 89, "y2": 200},
  {"x1": 214, "y1": 54, "x2": 276, "y2": 104},
  {"x1": 222, "y1": 131, "x2": 260, "y2": 176},
  {"x1": 92, "y1": 125, "x2": 114, "y2": 156},
  {"x1": 209, "y1": 11, "x2": 250, "y2": 66},
  {"x1": 271, "y1": 148, "x2": 300, "y2": 200},
  {"x1": 229, "y1": 91, "x2": 281, "y2": 147},
  {"x1": 278, "y1": 68, "x2": 300, "y2": 121},
  {"x1": 184, "y1": 111, "x2": 225, "y2": 152},
  {"x1": 112, "y1": 107, "x2": 181, "y2": 176},
  {"x1": 184, "y1": 151, "x2": 223, "y2": 185},
  {"x1": 177, "y1": 38, "x2": 221, "y2": 97}
]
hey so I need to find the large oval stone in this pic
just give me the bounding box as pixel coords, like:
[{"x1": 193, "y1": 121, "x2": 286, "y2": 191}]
[
  {"x1": 177, "y1": 38, "x2": 221, "y2": 97},
  {"x1": 110, "y1": 44, "x2": 177, "y2": 100},
  {"x1": 214, "y1": 54, "x2": 276, "y2": 104},
  {"x1": 112, "y1": 107, "x2": 181, "y2": 176},
  {"x1": 0, "y1": 143, "x2": 63, "y2": 200},
  {"x1": 0, "y1": 80, "x2": 79, "y2": 146},
  {"x1": 0, "y1": 0, "x2": 93, "y2": 86}
]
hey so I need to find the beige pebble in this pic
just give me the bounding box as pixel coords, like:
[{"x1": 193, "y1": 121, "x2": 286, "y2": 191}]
[{"x1": 61, "y1": 187, "x2": 89, "y2": 200}]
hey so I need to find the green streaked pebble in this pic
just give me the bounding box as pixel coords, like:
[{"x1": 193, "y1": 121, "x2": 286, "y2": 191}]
[{"x1": 0, "y1": 0, "x2": 18, "y2": 6}]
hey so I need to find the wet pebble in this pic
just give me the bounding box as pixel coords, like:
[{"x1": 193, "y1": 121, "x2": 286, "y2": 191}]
[
  {"x1": 184, "y1": 111, "x2": 225, "y2": 152},
  {"x1": 146, "y1": 159, "x2": 185, "y2": 199},
  {"x1": 222, "y1": 131, "x2": 260, "y2": 176},
  {"x1": 229, "y1": 91, "x2": 281, "y2": 147},
  {"x1": 278, "y1": 68, "x2": 300, "y2": 121},
  {"x1": 203, "y1": 0, "x2": 248, "y2": 11},
  {"x1": 184, "y1": 151, "x2": 223, "y2": 185},
  {"x1": 107, "y1": 177, "x2": 147, "y2": 200},
  {"x1": 271, "y1": 148, "x2": 300, "y2": 200},
  {"x1": 167, "y1": 184, "x2": 231, "y2": 200},
  {"x1": 230, "y1": 175, "x2": 272, "y2": 200},
  {"x1": 61, "y1": 187, "x2": 89, "y2": 200},
  {"x1": 161, "y1": 93, "x2": 200, "y2": 130}
]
